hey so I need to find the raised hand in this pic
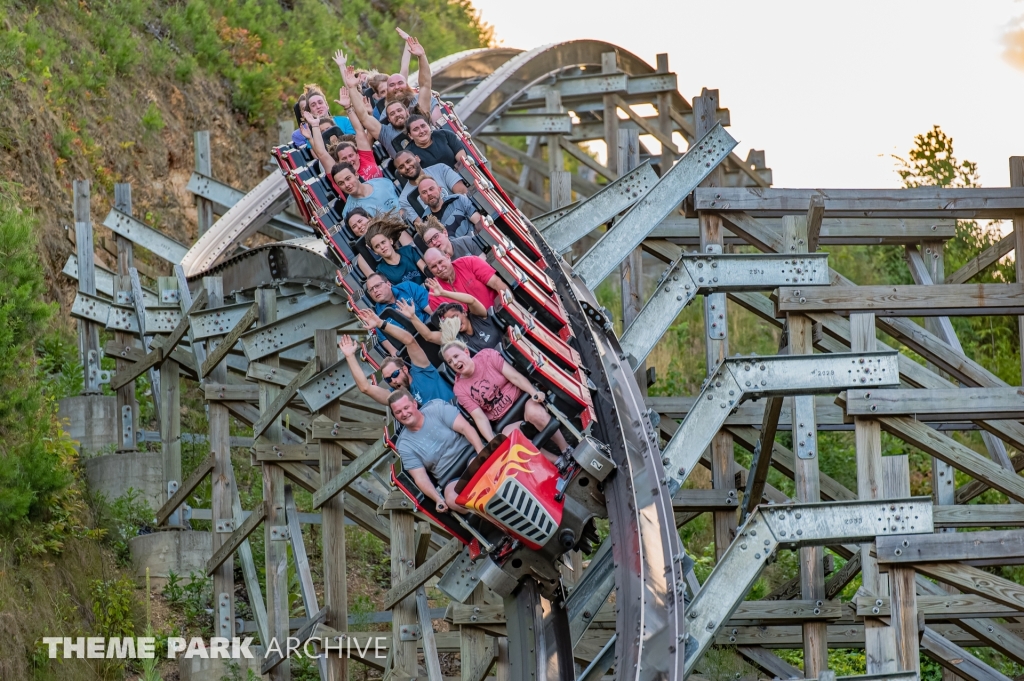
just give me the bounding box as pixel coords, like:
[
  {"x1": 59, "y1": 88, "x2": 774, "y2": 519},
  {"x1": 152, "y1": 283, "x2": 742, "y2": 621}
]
[
  {"x1": 355, "y1": 307, "x2": 384, "y2": 330},
  {"x1": 335, "y1": 86, "x2": 351, "y2": 109},
  {"x1": 339, "y1": 335, "x2": 359, "y2": 357},
  {"x1": 395, "y1": 27, "x2": 411, "y2": 41},
  {"x1": 299, "y1": 122, "x2": 312, "y2": 140},
  {"x1": 333, "y1": 49, "x2": 347, "y2": 72},
  {"x1": 424, "y1": 277, "x2": 445, "y2": 296},
  {"x1": 341, "y1": 64, "x2": 358, "y2": 89},
  {"x1": 406, "y1": 36, "x2": 425, "y2": 58},
  {"x1": 302, "y1": 110, "x2": 320, "y2": 126},
  {"x1": 395, "y1": 298, "x2": 416, "y2": 319}
]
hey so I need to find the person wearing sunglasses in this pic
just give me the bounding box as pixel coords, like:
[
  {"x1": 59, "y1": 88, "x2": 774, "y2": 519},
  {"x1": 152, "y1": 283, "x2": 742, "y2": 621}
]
[
  {"x1": 416, "y1": 216, "x2": 485, "y2": 261},
  {"x1": 339, "y1": 308, "x2": 454, "y2": 407}
]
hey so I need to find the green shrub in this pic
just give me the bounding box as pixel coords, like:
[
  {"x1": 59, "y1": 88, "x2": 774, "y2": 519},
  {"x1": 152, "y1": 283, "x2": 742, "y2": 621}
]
[{"x1": 141, "y1": 101, "x2": 165, "y2": 133}]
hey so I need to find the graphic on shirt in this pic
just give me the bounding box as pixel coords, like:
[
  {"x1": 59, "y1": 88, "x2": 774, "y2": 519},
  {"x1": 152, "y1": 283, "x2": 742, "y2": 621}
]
[{"x1": 470, "y1": 378, "x2": 514, "y2": 417}]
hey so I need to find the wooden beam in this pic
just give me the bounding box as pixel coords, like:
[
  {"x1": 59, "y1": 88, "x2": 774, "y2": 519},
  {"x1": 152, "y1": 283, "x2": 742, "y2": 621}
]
[
  {"x1": 611, "y1": 94, "x2": 680, "y2": 154},
  {"x1": 253, "y1": 358, "x2": 318, "y2": 439},
  {"x1": 916, "y1": 562, "x2": 1024, "y2": 612},
  {"x1": 737, "y1": 646, "x2": 803, "y2": 679},
  {"x1": 204, "y1": 383, "x2": 260, "y2": 401},
  {"x1": 878, "y1": 529, "x2": 1024, "y2": 564},
  {"x1": 261, "y1": 606, "x2": 329, "y2": 675},
  {"x1": 480, "y1": 136, "x2": 601, "y2": 196},
  {"x1": 845, "y1": 387, "x2": 1024, "y2": 420},
  {"x1": 934, "y1": 504, "x2": 1024, "y2": 527},
  {"x1": 558, "y1": 137, "x2": 616, "y2": 181},
  {"x1": 110, "y1": 288, "x2": 207, "y2": 390},
  {"x1": 312, "y1": 440, "x2": 388, "y2": 509},
  {"x1": 155, "y1": 452, "x2": 214, "y2": 525},
  {"x1": 859, "y1": 595, "x2": 1024, "y2": 619},
  {"x1": 200, "y1": 302, "x2": 258, "y2": 378},
  {"x1": 382, "y1": 537, "x2": 462, "y2": 610},
  {"x1": 310, "y1": 415, "x2": 386, "y2": 441},
  {"x1": 280, "y1": 462, "x2": 321, "y2": 494},
  {"x1": 672, "y1": 489, "x2": 739, "y2": 512},
  {"x1": 253, "y1": 443, "x2": 321, "y2": 462},
  {"x1": 947, "y1": 232, "x2": 1015, "y2": 285},
  {"x1": 206, "y1": 501, "x2": 267, "y2": 574},
  {"x1": 695, "y1": 186, "x2": 1024, "y2": 219},
  {"x1": 777, "y1": 283, "x2": 1024, "y2": 317},
  {"x1": 836, "y1": 404, "x2": 1024, "y2": 503},
  {"x1": 952, "y1": 617, "x2": 1024, "y2": 667},
  {"x1": 920, "y1": 626, "x2": 1012, "y2": 681},
  {"x1": 806, "y1": 195, "x2": 824, "y2": 253}
]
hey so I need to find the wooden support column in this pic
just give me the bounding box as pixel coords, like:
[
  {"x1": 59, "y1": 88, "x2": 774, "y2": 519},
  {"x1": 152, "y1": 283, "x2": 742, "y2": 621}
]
[
  {"x1": 516, "y1": 136, "x2": 541, "y2": 211},
  {"x1": 195, "y1": 131, "x2": 214, "y2": 235},
  {"x1": 390, "y1": 500, "x2": 417, "y2": 677},
  {"x1": 316, "y1": 330, "x2": 348, "y2": 681},
  {"x1": 782, "y1": 213, "x2": 826, "y2": 676},
  {"x1": 618, "y1": 128, "x2": 646, "y2": 395},
  {"x1": 852, "y1": 313, "x2": 898, "y2": 674},
  {"x1": 694, "y1": 88, "x2": 736, "y2": 561},
  {"x1": 546, "y1": 91, "x2": 564, "y2": 182},
  {"x1": 462, "y1": 583, "x2": 494, "y2": 681},
  {"x1": 257, "y1": 288, "x2": 290, "y2": 681},
  {"x1": 1012, "y1": 157, "x2": 1024, "y2": 385},
  {"x1": 74, "y1": 180, "x2": 102, "y2": 395},
  {"x1": 601, "y1": 52, "x2": 620, "y2": 176},
  {"x1": 883, "y1": 456, "x2": 920, "y2": 674},
  {"x1": 158, "y1": 275, "x2": 182, "y2": 525},
  {"x1": 655, "y1": 53, "x2": 675, "y2": 175},
  {"x1": 921, "y1": 242, "x2": 964, "y2": 681},
  {"x1": 206, "y1": 277, "x2": 235, "y2": 639},
  {"x1": 112, "y1": 183, "x2": 137, "y2": 450}
]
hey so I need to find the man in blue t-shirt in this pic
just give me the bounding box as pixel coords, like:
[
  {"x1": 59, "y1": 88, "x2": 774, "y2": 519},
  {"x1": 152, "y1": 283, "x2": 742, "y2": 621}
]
[
  {"x1": 339, "y1": 309, "x2": 454, "y2": 407},
  {"x1": 365, "y1": 273, "x2": 431, "y2": 323}
]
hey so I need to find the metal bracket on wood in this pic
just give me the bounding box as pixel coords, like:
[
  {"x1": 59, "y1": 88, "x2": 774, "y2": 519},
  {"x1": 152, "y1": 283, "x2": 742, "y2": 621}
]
[
  {"x1": 217, "y1": 592, "x2": 232, "y2": 638},
  {"x1": 662, "y1": 352, "x2": 899, "y2": 492},
  {"x1": 398, "y1": 624, "x2": 422, "y2": 641},
  {"x1": 268, "y1": 525, "x2": 290, "y2": 541},
  {"x1": 120, "y1": 405, "x2": 134, "y2": 448},
  {"x1": 683, "y1": 497, "x2": 933, "y2": 675}
]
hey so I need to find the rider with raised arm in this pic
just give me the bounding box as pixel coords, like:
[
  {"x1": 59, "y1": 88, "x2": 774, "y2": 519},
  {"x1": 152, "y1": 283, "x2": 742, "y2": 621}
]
[
  {"x1": 337, "y1": 35, "x2": 433, "y2": 158},
  {"x1": 339, "y1": 308, "x2": 453, "y2": 407}
]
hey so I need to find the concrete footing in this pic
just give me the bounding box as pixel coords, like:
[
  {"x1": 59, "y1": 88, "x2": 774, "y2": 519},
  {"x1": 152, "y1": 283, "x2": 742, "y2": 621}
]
[
  {"x1": 129, "y1": 531, "x2": 211, "y2": 588},
  {"x1": 85, "y1": 451, "x2": 165, "y2": 512},
  {"x1": 57, "y1": 395, "x2": 117, "y2": 453}
]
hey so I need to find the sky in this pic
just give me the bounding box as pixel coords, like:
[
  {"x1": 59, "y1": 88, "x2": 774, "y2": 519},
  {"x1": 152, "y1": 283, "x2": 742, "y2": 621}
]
[{"x1": 468, "y1": 0, "x2": 1024, "y2": 189}]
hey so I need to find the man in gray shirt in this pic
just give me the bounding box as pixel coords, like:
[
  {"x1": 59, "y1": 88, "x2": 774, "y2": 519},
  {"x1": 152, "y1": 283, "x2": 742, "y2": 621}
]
[
  {"x1": 389, "y1": 389, "x2": 484, "y2": 513},
  {"x1": 394, "y1": 150, "x2": 468, "y2": 224},
  {"x1": 418, "y1": 177, "x2": 482, "y2": 237}
]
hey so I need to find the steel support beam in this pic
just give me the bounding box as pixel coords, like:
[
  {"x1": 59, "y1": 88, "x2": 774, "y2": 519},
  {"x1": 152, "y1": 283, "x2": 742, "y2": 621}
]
[
  {"x1": 663, "y1": 352, "x2": 899, "y2": 491},
  {"x1": 620, "y1": 252, "x2": 829, "y2": 364},
  {"x1": 575, "y1": 124, "x2": 737, "y2": 287},
  {"x1": 684, "y1": 498, "x2": 932, "y2": 675}
]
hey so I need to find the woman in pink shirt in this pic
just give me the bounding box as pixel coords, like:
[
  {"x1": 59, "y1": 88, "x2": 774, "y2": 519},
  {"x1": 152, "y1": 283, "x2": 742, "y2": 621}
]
[{"x1": 441, "y1": 343, "x2": 570, "y2": 459}]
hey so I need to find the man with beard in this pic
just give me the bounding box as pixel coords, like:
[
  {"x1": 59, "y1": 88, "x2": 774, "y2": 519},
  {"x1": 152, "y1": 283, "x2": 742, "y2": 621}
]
[
  {"x1": 393, "y1": 149, "x2": 467, "y2": 224},
  {"x1": 339, "y1": 309, "x2": 454, "y2": 407},
  {"x1": 417, "y1": 177, "x2": 482, "y2": 237},
  {"x1": 339, "y1": 36, "x2": 432, "y2": 158}
]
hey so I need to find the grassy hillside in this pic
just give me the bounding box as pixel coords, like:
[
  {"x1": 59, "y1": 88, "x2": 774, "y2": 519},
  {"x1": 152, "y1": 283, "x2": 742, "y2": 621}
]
[
  {"x1": 0, "y1": 2, "x2": 490, "y2": 678},
  {"x1": 0, "y1": 0, "x2": 490, "y2": 304}
]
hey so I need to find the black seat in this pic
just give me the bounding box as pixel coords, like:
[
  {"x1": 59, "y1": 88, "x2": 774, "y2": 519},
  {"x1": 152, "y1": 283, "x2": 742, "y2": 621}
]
[{"x1": 494, "y1": 392, "x2": 529, "y2": 434}]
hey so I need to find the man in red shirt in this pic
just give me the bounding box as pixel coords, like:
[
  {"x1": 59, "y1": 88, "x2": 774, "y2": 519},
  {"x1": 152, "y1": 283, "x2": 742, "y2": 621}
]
[{"x1": 423, "y1": 248, "x2": 509, "y2": 310}]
